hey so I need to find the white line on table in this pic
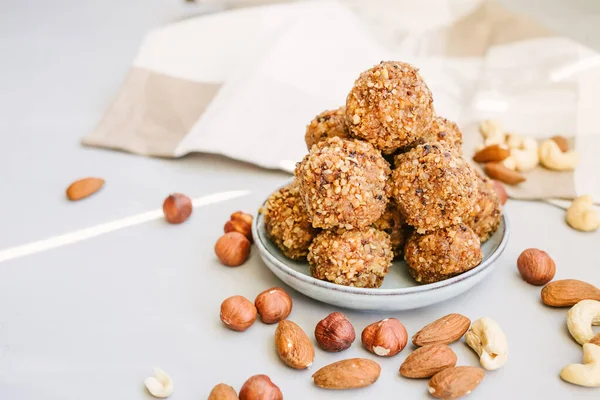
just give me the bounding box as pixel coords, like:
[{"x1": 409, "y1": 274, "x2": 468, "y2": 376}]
[{"x1": 0, "y1": 190, "x2": 251, "y2": 264}]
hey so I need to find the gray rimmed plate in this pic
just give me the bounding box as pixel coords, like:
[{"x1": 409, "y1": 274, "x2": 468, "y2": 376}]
[{"x1": 253, "y1": 200, "x2": 509, "y2": 311}]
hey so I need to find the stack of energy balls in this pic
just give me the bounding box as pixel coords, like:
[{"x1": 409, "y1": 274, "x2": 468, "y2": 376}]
[{"x1": 263, "y1": 61, "x2": 502, "y2": 288}]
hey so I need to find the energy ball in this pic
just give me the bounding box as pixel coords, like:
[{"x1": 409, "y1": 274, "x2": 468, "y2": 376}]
[
  {"x1": 465, "y1": 175, "x2": 502, "y2": 243},
  {"x1": 308, "y1": 227, "x2": 393, "y2": 288},
  {"x1": 346, "y1": 61, "x2": 435, "y2": 154},
  {"x1": 404, "y1": 224, "x2": 483, "y2": 284},
  {"x1": 305, "y1": 107, "x2": 350, "y2": 150},
  {"x1": 263, "y1": 183, "x2": 319, "y2": 260},
  {"x1": 391, "y1": 142, "x2": 478, "y2": 233},
  {"x1": 421, "y1": 116, "x2": 463, "y2": 154},
  {"x1": 295, "y1": 137, "x2": 390, "y2": 230},
  {"x1": 372, "y1": 201, "x2": 408, "y2": 259}
]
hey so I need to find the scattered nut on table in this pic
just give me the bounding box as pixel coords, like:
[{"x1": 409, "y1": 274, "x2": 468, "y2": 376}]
[
  {"x1": 560, "y1": 343, "x2": 600, "y2": 387},
  {"x1": 479, "y1": 119, "x2": 505, "y2": 146},
  {"x1": 220, "y1": 295, "x2": 257, "y2": 332},
  {"x1": 312, "y1": 358, "x2": 381, "y2": 389},
  {"x1": 254, "y1": 287, "x2": 292, "y2": 324},
  {"x1": 539, "y1": 139, "x2": 579, "y2": 171},
  {"x1": 465, "y1": 317, "x2": 508, "y2": 370},
  {"x1": 483, "y1": 162, "x2": 526, "y2": 185},
  {"x1": 566, "y1": 195, "x2": 600, "y2": 232},
  {"x1": 591, "y1": 334, "x2": 600, "y2": 346},
  {"x1": 516, "y1": 248, "x2": 556, "y2": 285},
  {"x1": 214, "y1": 232, "x2": 251, "y2": 267},
  {"x1": 472, "y1": 144, "x2": 510, "y2": 163},
  {"x1": 239, "y1": 375, "x2": 282, "y2": 400},
  {"x1": 66, "y1": 177, "x2": 105, "y2": 201},
  {"x1": 412, "y1": 313, "x2": 471, "y2": 346},
  {"x1": 144, "y1": 368, "x2": 173, "y2": 398},
  {"x1": 400, "y1": 344, "x2": 457, "y2": 379},
  {"x1": 314, "y1": 312, "x2": 355, "y2": 352},
  {"x1": 510, "y1": 137, "x2": 539, "y2": 172},
  {"x1": 428, "y1": 366, "x2": 485, "y2": 399},
  {"x1": 551, "y1": 135, "x2": 570, "y2": 152},
  {"x1": 224, "y1": 211, "x2": 253, "y2": 242},
  {"x1": 566, "y1": 299, "x2": 600, "y2": 345},
  {"x1": 162, "y1": 193, "x2": 192, "y2": 224},
  {"x1": 361, "y1": 318, "x2": 408, "y2": 357},
  {"x1": 275, "y1": 320, "x2": 315, "y2": 369},
  {"x1": 208, "y1": 383, "x2": 238, "y2": 400},
  {"x1": 541, "y1": 279, "x2": 600, "y2": 307}
]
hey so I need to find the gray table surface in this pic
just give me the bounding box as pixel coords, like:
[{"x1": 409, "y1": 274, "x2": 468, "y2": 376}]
[{"x1": 1, "y1": 0, "x2": 599, "y2": 399}]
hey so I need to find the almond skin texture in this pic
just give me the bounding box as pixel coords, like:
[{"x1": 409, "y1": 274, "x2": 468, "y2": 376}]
[
  {"x1": 400, "y1": 344, "x2": 458, "y2": 379},
  {"x1": 314, "y1": 312, "x2": 356, "y2": 352},
  {"x1": 254, "y1": 287, "x2": 292, "y2": 324},
  {"x1": 551, "y1": 135, "x2": 570, "y2": 152},
  {"x1": 224, "y1": 211, "x2": 253, "y2": 242},
  {"x1": 215, "y1": 232, "x2": 251, "y2": 267},
  {"x1": 163, "y1": 193, "x2": 193, "y2": 224},
  {"x1": 517, "y1": 248, "x2": 555, "y2": 285},
  {"x1": 275, "y1": 320, "x2": 315, "y2": 369},
  {"x1": 66, "y1": 177, "x2": 104, "y2": 201},
  {"x1": 492, "y1": 180, "x2": 508, "y2": 205},
  {"x1": 412, "y1": 314, "x2": 471, "y2": 347},
  {"x1": 484, "y1": 162, "x2": 526, "y2": 185},
  {"x1": 541, "y1": 279, "x2": 600, "y2": 307},
  {"x1": 220, "y1": 296, "x2": 257, "y2": 332},
  {"x1": 361, "y1": 318, "x2": 408, "y2": 357},
  {"x1": 312, "y1": 358, "x2": 381, "y2": 389},
  {"x1": 473, "y1": 144, "x2": 510, "y2": 163},
  {"x1": 239, "y1": 375, "x2": 282, "y2": 400},
  {"x1": 428, "y1": 366, "x2": 484, "y2": 399},
  {"x1": 208, "y1": 383, "x2": 238, "y2": 400}
]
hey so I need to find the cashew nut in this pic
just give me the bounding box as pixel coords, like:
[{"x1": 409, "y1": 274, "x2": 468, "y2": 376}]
[
  {"x1": 560, "y1": 343, "x2": 600, "y2": 387},
  {"x1": 566, "y1": 195, "x2": 600, "y2": 232},
  {"x1": 539, "y1": 139, "x2": 579, "y2": 171},
  {"x1": 505, "y1": 133, "x2": 524, "y2": 149},
  {"x1": 465, "y1": 317, "x2": 508, "y2": 370},
  {"x1": 567, "y1": 300, "x2": 600, "y2": 345},
  {"x1": 480, "y1": 119, "x2": 505, "y2": 146},
  {"x1": 501, "y1": 155, "x2": 517, "y2": 171},
  {"x1": 507, "y1": 137, "x2": 539, "y2": 172},
  {"x1": 144, "y1": 368, "x2": 173, "y2": 398}
]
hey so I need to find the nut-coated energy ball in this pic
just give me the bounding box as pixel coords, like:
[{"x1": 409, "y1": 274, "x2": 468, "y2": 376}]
[
  {"x1": 372, "y1": 201, "x2": 409, "y2": 259},
  {"x1": 305, "y1": 107, "x2": 350, "y2": 150},
  {"x1": 263, "y1": 183, "x2": 319, "y2": 260},
  {"x1": 421, "y1": 116, "x2": 463, "y2": 155},
  {"x1": 308, "y1": 228, "x2": 393, "y2": 288},
  {"x1": 465, "y1": 174, "x2": 502, "y2": 243},
  {"x1": 404, "y1": 224, "x2": 482, "y2": 284},
  {"x1": 295, "y1": 137, "x2": 390, "y2": 229},
  {"x1": 346, "y1": 61, "x2": 434, "y2": 153},
  {"x1": 392, "y1": 142, "x2": 478, "y2": 233}
]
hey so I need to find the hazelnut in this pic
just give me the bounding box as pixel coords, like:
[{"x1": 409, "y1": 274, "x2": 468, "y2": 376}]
[
  {"x1": 361, "y1": 318, "x2": 408, "y2": 357},
  {"x1": 219, "y1": 295, "x2": 257, "y2": 331},
  {"x1": 492, "y1": 180, "x2": 508, "y2": 205},
  {"x1": 551, "y1": 135, "x2": 570, "y2": 152},
  {"x1": 162, "y1": 193, "x2": 193, "y2": 224},
  {"x1": 215, "y1": 232, "x2": 251, "y2": 267},
  {"x1": 255, "y1": 287, "x2": 292, "y2": 324},
  {"x1": 314, "y1": 312, "x2": 355, "y2": 352},
  {"x1": 517, "y1": 248, "x2": 556, "y2": 285},
  {"x1": 224, "y1": 211, "x2": 253, "y2": 242},
  {"x1": 208, "y1": 383, "x2": 238, "y2": 400},
  {"x1": 239, "y1": 375, "x2": 282, "y2": 400}
]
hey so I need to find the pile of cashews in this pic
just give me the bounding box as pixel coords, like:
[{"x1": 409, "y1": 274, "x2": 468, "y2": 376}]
[{"x1": 562, "y1": 300, "x2": 600, "y2": 387}]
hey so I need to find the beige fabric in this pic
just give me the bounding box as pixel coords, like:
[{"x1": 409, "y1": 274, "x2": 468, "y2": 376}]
[{"x1": 83, "y1": 67, "x2": 220, "y2": 157}]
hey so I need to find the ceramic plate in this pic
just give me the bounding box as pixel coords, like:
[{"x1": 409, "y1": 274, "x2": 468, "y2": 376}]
[{"x1": 253, "y1": 199, "x2": 509, "y2": 311}]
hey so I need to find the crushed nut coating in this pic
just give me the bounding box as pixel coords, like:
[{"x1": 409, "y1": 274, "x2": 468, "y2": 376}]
[
  {"x1": 421, "y1": 116, "x2": 463, "y2": 155},
  {"x1": 392, "y1": 142, "x2": 478, "y2": 233},
  {"x1": 308, "y1": 227, "x2": 393, "y2": 288},
  {"x1": 263, "y1": 182, "x2": 319, "y2": 260},
  {"x1": 305, "y1": 107, "x2": 350, "y2": 150},
  {"x1": 404, "y1": 224, "x2": 482, "y2": 284},
  {"x1": 372, "y1": 201, "x2": 409, "y2": 259},
  {"x1": 346, "y1": 61, "x2": 434, "y2": 153},
  {"x1": 465, "y1": 174, "x2": 501, "y2": 243},
  {"x1": 295, "y1": 137, "x2": 390, "y2": 230}
]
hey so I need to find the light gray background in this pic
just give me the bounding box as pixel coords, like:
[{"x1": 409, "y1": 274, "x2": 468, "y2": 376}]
[{"x1": 1, "y1": 0, "x2": 599, "y2": 399}]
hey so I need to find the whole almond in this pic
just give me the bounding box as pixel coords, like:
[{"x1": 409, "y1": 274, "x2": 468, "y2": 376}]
[
  {"x1": 551, "y1": 135, "x2": 570, "y2": 152},
  {"x1": 428, "y1": 367, "x2": 485, "y2": 399},
  {"x1": 66, "y1": 177, "x2": 104, "y2": 201},
  {"x1": 412, "y1": 314, "x2": 471, "y2": 347},
  {"x1": 541, "y1": 279, "x2": 600, "y2": 307},
  {"x1": 590, "y1": 334, "x2": 600, "y2": 346},
  {"x1": 484, "y1": 162, "x2": 526, "y2": 185},
  {"x1": 400, "y1": 344, "x2": 457, "y2": 379},
  {"x1": 473, "y1": 144, "x2": 510, "y2": 163},
  {"x1": 312, "y1": 358, "x2": 381, "y2": 389},
  {"x1": 275, "y1": 320, "x2": 315, "y2": 369},
  {"x1": 208, "y1": 383, "x2": 238, "y2": 400}
]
